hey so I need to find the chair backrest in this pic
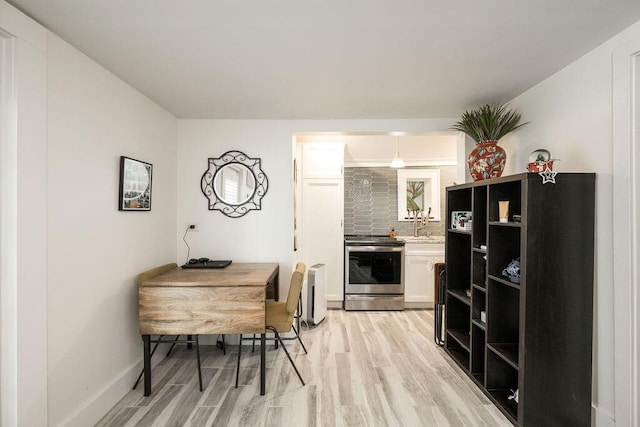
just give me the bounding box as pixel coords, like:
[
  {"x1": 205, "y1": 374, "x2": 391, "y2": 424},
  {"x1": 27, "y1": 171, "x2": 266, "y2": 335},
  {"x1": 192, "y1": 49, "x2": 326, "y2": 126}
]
[
  {"x1": 285, "y1": 262, "x2": 306, "y2": 313},
  {"x1": 137, "y1": 263, "x2": 178, "y2": 286}
]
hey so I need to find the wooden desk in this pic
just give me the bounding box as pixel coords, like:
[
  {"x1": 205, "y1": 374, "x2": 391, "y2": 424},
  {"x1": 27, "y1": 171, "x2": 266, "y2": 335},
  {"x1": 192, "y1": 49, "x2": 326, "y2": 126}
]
[{"x1": 139, "y1": 262, "x2": 279, "y2": 396}]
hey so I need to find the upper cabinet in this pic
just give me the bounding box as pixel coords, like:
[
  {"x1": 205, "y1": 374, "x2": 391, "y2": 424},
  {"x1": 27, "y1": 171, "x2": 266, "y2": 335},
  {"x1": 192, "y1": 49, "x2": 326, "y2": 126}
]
[{"x1": 302, "y1": 143, "x2": 344, "y2": 179}]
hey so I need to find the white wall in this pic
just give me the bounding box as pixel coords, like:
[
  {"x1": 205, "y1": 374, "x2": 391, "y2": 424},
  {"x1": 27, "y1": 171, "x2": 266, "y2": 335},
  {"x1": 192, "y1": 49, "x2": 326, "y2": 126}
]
[
  {"x1": 177, "y1": 119, "x2": 456, "y2": 299},
  {"x1": 46, "y1": 34, "x2": 178, "y2": 426},
  {"x1": 497, "y1": 19, "x2": 640, "y2": 426}
]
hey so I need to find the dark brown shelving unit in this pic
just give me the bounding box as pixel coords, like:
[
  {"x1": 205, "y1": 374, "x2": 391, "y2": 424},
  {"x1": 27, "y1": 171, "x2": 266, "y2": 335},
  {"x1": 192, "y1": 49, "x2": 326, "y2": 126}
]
[{"x1": 444, "y1": 173, "x2": 595, "y2": 427}]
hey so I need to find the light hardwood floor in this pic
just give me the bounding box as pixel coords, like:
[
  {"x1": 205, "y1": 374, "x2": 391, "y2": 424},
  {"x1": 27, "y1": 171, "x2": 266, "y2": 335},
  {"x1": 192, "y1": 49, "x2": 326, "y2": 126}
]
[{"x1": 97, "y1": 309, "x2": 511, "y2": 426}]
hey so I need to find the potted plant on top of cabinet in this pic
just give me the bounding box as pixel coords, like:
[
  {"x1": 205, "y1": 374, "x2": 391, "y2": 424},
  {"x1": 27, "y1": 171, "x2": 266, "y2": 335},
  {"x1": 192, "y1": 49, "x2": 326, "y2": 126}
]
[{"x1": 451, "y1": 103, "x2": 529, "y2": 181}]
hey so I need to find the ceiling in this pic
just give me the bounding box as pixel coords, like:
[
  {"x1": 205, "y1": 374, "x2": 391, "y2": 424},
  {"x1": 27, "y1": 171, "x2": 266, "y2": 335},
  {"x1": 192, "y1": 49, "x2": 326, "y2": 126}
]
[{"x1": 8, "y1": 0, "x2": 640, "y2": 119}]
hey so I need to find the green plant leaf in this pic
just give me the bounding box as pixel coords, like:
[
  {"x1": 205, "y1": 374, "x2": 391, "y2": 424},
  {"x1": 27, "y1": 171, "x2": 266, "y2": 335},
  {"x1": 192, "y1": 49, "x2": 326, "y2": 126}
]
[{"x1": 451, "y1": 103, "x2": 529, "y2": 142}]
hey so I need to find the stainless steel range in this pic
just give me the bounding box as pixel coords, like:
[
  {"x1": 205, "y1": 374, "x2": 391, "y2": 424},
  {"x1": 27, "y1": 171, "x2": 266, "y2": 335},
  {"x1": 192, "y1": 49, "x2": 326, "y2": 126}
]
[{"x1": 344, "y1": 235, "x2": 405, "y2": 311}]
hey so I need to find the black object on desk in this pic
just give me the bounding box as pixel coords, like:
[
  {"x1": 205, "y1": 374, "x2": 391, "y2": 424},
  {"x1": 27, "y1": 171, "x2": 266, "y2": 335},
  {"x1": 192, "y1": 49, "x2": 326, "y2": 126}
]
[{"x1": 182, "y1": 259, "x2": 232, "y2": 269}]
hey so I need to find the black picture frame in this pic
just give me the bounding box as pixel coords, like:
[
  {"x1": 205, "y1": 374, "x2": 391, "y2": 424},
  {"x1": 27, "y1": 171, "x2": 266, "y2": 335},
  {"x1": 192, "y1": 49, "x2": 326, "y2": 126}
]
[{"x1": 118, "y1": 156, "x2": 152, "y2": 211}]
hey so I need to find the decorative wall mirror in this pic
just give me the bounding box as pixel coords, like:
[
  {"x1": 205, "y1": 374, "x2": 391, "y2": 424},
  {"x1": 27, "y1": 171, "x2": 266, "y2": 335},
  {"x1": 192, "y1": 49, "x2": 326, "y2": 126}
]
[
  {"x1": 201, "y1": 150, "x2": 268, "y2": 218},
  {"x1": 397, "y1": 169, "x2": 441, "y2": 221}
]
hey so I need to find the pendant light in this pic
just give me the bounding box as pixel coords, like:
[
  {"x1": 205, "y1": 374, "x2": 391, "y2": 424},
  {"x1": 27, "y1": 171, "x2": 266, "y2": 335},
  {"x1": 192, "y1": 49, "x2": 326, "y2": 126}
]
[{"x1": 390, "y1": 136, "x2": 405, "y2": 168}]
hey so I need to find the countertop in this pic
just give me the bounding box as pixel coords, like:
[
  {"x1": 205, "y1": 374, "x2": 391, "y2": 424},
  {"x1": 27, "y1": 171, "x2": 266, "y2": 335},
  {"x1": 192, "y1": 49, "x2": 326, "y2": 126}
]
[{"x1": 397, "y1": 235, "x2": 445, "y2": 244}]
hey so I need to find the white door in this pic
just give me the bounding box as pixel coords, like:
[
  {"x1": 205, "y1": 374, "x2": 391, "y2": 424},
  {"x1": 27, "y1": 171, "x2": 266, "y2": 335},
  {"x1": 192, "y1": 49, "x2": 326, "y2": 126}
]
[{"x1": 302, "y1": 179, "x2": 344, "y2": 302}]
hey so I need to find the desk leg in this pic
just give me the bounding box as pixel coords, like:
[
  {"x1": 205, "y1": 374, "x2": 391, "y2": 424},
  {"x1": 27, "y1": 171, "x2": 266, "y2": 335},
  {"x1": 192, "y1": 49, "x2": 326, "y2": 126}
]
[
  {"x1": 143, "y1": 335, "x2": 151, "y2": 396},
  {"x1": 260, "y1": 333, "x2": 266, "y2": 395}
]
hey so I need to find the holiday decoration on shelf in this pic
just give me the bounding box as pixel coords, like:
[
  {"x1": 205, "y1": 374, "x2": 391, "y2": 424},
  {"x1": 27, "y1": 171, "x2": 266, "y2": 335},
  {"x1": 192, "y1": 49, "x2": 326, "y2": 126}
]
[
  {"x1": 527, "y1": 149, "x2": 558, "y2": 184},
  {"x1": 539, "y1": 167, "x2": 558, "y2": 184}
]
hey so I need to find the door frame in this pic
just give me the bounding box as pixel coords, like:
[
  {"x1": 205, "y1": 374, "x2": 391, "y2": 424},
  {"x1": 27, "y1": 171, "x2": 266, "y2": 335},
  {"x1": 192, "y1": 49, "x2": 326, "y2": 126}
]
[
  {"x1": 612, "y1": 41, "x2": 640, "y2": 427},
  {"x1": 0, "y1": 27, "x2": 18, "y2": 427}
]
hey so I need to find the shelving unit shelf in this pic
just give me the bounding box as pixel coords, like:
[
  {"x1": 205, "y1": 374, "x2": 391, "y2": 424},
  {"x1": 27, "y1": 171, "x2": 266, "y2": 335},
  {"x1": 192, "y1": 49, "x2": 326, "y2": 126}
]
[{"x1": 444, "y1": 173, "x2": 595, "y2": 427}]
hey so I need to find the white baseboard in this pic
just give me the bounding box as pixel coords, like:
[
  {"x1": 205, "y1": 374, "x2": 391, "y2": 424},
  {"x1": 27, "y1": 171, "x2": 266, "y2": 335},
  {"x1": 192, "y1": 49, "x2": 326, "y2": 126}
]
[
  {"x1": 60, "y1": 344, "x2": 170, "y2": 427},
  {"x1": 327, "y1": 301, "x2": 343, "y2": 309},
  {"x1": 592, "y1": 405, "x2": 615, "y2": 427},
  {"x1": 404, "y1": 302, "x2": 434, "y2": 309}
]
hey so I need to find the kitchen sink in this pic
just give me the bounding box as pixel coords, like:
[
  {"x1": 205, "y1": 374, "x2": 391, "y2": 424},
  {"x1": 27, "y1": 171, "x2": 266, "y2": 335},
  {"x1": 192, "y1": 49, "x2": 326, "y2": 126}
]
[{"x1": 397, "y1": 236, "x2": 445, "y2": 244}]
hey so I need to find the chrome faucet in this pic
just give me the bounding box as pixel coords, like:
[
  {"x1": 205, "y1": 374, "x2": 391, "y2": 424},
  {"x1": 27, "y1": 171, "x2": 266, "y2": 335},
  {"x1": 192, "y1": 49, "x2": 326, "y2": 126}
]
[
  {"x1": 412, "y1": 207, "x2": 432, "y2": 237},
  {"x1": 413, "y1": 210, "x2": 425, "y2": 237}
]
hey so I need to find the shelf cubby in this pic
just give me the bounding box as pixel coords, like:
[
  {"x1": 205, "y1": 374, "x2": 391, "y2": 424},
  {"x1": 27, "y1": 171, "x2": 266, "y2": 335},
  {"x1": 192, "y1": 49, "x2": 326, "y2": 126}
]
[
  {"x1": 488, "y1": 343, "x2": 519, "y2": 369},
  {"x1": 488, "y1": 180, "x2": 522, "y2": 223},
  {"x1": 447, "y1": 289, "x2": 471, "y2": 305},
  {"x1": 447, "y1": 346, "x2": 470, "y2": 371},
  {"x1": 472, "y1": 250, "x2": 487, "y2": 288},
  {"x1": 446, "y1": 188, "x2": 472, "y2": 227},
  {"x1": 486, "y1": 350, "x2": 519, "y2": 421},
  {"x1": 472, "y1": 186, "x2": 487, "y2": 248},
  {"x1": 471, "y1": 325, "x2": 486, "y2": 384},
  {"x1": 445, "y1": 232, "x2": 471, "y2": 292},
  {"x1": 472, "y1": 287, "x2": 486, "y2": 322},
  {"x1": 446, "y1": 296, "x2": 470, "y2": 330},
  {"x1": 487, "y1": 279, "x2": 519, "y2": 346},
  {"x1": 487, "y1": 225, "x2": 520, "y2": 280},
  {"x1": 447, "y1": 329, "x2": 471, "y2": 351}
]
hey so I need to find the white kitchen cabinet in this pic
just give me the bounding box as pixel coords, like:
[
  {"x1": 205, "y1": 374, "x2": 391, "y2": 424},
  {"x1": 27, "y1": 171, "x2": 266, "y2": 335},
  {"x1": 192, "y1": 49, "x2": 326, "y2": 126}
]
[
  {"x1": 302, "y1": 143, "x2": 344, "y2": 179},
  {"x1": 404, "y1": 242, "x2": 444, "y2": 308}
]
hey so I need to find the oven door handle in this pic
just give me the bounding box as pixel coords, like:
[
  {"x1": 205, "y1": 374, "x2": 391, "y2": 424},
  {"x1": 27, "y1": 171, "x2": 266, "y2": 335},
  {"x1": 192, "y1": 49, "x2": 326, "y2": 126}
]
[{"x1": 345, "y1": 245, "x2": 405, "y2": 252}]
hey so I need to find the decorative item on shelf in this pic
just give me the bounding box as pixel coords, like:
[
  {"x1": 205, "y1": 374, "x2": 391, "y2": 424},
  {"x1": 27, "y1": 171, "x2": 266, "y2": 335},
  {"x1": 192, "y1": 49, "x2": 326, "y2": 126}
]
[
  {"x1": 480, "y1": 311, "x2": 487, "y2": 323},
  {"x1": 451, "y1": 103, "x2": 529, "y2": 181},
  {"x1": 512, "y1": 214, "x2": 522, "y2": 223},
  {"x1": 539, "y1": 167, "x2": 558, "y2": 184},
  {"x1": 528, "y1": 149, "x2": 559, "y2": 184},
  {"x1": 498, "y1": 200, "x2": 510, "y2": 223},
  {"x1": 465, "y1": 289, "x2": 472, "y2": 297},
  {"x1": 451, "y1": 211, "x2": 472, "y2": 230},
  {"x1": 527, "y1": 149, "x2": 554, "y2": 172},
  {"x1": 502, "y1": 257, "x2": 521, "y2": 284},
  {"x1": 508, "y1": 389, "x2": 519, "y2": 404},
  {"x1": 389, "y1": 228, "x2": 397, "y2": 238}
]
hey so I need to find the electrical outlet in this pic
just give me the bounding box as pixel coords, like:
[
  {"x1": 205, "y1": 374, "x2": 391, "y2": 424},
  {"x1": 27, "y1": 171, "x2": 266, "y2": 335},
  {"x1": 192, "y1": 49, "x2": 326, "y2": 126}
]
[{"x1": 186, "y1": 223, "x2": 199, "y2": 232}]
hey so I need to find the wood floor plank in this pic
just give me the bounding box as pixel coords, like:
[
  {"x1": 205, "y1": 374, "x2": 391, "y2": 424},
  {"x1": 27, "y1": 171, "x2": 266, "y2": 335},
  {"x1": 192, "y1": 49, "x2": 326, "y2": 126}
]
[
  {"x1": 97, "y1": 310, "x2": 511, "y2": 427},
  {"x1": 134, "y1": 384, "x2": 184, "y2": 427},
  {"x1": 185, "y1": 407, "x2": 215, "y2": 427},
  {"x1": 95, "y1": 406, "x2": 140, "y2": 427}
]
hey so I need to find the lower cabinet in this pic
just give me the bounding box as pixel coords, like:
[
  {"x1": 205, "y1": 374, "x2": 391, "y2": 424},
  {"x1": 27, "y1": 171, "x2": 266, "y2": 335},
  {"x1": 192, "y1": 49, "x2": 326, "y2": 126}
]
[{"x1": 404, "y1": 242, "x2": 444, "y2": 308}]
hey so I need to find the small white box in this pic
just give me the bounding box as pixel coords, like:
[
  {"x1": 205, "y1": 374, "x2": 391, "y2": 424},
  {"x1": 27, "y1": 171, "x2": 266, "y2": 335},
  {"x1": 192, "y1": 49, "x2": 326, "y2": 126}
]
[{"x1": 480, "y1": 311, "x2": 487, "y2": 323}]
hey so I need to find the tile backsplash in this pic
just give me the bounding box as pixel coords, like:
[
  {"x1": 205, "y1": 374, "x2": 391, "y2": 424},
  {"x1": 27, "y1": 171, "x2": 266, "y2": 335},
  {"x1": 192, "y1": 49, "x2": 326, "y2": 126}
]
[{"x1": 344, "y1": 166, "x2": 457, "y2": 236}]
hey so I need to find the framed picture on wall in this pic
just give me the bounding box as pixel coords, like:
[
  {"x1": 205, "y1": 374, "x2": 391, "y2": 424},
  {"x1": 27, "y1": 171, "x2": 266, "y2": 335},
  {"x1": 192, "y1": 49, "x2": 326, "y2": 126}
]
[{"x1": 118, "y1": 156, "x2": 152, "y2": 211}]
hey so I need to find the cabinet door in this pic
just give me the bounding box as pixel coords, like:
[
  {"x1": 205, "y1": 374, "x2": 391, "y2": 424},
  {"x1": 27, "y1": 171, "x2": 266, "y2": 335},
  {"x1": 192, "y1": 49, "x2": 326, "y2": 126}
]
[
  {"x1": 301, "y1": 179, "x2": 344, "y2": 302},
  {"x1": 404, "y1": 253, "x2": 444, "y2": 306},
  {"x1": 302, "y1": 143, "x2": 344, "y2": 179}
]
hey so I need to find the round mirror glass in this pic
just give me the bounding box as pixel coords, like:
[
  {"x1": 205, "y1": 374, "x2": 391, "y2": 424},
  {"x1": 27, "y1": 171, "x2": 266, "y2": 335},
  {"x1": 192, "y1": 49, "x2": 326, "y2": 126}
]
[{"x1": 213, "y1": 163, "x2": 256, "y2": 205}]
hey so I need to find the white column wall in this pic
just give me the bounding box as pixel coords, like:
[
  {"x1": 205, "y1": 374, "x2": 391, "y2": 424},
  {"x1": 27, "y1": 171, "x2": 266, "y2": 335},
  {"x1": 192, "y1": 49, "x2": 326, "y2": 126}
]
[
  {"x1": 500, "y1": 19, "x2": 640, "y2": 426},
  {"x1": 0, "y1": 2, "x2": 48, "y2": 426},
  {"x1": 46, "y1": 33, "x2": 178, "y2": 426}
]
